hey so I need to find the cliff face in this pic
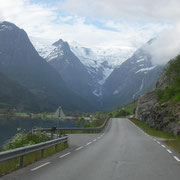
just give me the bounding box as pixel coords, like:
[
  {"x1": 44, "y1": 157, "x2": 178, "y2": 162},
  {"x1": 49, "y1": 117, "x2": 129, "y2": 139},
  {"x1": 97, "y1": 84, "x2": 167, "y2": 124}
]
[{"x1": 135, "y1": 67, "x2": 180, "y2": 135}]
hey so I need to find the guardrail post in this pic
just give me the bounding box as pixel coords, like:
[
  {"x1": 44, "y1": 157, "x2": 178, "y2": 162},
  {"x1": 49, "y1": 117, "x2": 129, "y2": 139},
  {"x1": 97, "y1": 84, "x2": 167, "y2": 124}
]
[
  {"x1": 55, "y1": 144, "x2": 57, "y2": 151},
  {"x1": 40, "y1": 149, "x2": 44, "y2": 158},
  {"x1": 19, "y1": 155, "x2": 24, "y2": 167}
]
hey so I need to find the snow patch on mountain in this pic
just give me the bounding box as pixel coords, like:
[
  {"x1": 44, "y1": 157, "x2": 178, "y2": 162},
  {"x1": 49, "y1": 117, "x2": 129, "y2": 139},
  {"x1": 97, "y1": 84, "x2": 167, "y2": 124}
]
[
  {"x1": 69, "y1": 41, "x2": 135, "y2": 68},
  {"x1": 135, "y1": 66, "x2": 156, "y2": 74},
  {"x1": 30, "y1": 37, "x2": 56, "y2": 59},
  {"x1": 0, "y1": 24, "x2": 13, "y2": 32},
  {"x1": 136, "y1": 58, "x2": 145, "y2": 63},
  {"x1": 69, "y1": 41, "x2": 135, "y2": 86}
]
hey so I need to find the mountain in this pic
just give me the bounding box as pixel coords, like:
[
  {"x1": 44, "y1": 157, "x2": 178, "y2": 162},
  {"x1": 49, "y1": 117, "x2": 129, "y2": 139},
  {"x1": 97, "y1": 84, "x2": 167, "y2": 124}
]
[
  {"x1": 69, "y1": 41, "x2": 135, "y2": 96},
  {"x1": 102, "y1": 41, "x2": 164, "y2": 110},
  {"x1": 31, "y1": 37, "x2": 99, "y2": 107},
  {"x1": 31, "y1": 38, "x2": 134, "y2": 97},
  {"x1": 0, "y1": 71, "x2": 46, "y2": 112},
  {"x1": 135, "y1": 55, "x2": 180, "y2": 135},
  {"x1": 47, "y1": 39, "x2": 98, "y2": 105},
  {"x1": 0, "y1": 21, "x2": 93, "y2": 112}
]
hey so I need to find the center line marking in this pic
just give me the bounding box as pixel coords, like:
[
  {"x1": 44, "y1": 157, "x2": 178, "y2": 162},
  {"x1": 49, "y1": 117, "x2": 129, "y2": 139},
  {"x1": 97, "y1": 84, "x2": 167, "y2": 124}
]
[
  {"x1": 174, "y1": 156, "x2": 180, "y2": 162},
  {"x1": 167, "y1": 149, "x2": 172, "y2": 154},
  {"x1": 59, "y1": 152, "x2": 71, "y2": 158},
  {"x1": 97, "y1": 137, "x2": 101, "y2": 139},
  {"x1": 93, "y1": 139, "x2": 97, "y2": 142},
  {"x1": 157, "y1": 141, "x2": 160, "y2": 144},
  {"x1": 86, "y1": 142, "x2": 92, "y2": 146},
  {"x1": 76, "y1": 146, "x2": 84, "y2": 151},
  {"x1": 161, "y1": 144, "x2": 166, "y2": 148},
  {"x1": 31, "y1": 162, "x2": 51, "y2": 171}
]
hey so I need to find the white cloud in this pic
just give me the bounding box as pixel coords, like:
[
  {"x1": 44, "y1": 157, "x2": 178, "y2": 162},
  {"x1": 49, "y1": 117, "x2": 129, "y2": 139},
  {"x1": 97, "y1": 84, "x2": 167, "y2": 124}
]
[
  {"x1": 143, "y1": 23, "x2": 180, "y2": 65},
  {"x1": 57, "y1": 0, "x2": 180, "y2": 22},
  {"x1": 0, "y1": 0, "x2": 175, "y2": 60}
]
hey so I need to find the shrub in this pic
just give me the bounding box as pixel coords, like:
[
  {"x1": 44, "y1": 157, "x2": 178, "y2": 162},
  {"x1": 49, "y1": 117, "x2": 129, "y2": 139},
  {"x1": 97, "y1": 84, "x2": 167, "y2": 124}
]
[{"x1": 2, "y1": 131, "x2": 51, "y2": 151}]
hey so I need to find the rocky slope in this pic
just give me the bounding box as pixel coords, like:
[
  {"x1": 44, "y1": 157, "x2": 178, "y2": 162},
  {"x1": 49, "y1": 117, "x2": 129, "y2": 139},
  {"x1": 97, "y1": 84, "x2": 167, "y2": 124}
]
[{"x1": 135, "y1": 57, "x2": 180, "y2": 135}]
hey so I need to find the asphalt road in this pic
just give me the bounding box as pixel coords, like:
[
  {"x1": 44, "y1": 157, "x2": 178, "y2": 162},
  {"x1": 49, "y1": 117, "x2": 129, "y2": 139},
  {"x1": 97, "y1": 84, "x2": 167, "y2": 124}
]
[{"x1": 2, "y1": 118, "x2": 180, "y2": 180}]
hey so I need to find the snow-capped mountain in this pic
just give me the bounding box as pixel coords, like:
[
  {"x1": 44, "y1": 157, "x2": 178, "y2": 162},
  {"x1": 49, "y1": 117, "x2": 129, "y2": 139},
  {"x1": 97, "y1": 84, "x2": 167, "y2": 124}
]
[
  {"x1": 30, "y1": 37, "x2": 165, "y2": 111},
  {"x1": 30, "y1": 37, "x2": 57, "y2": 60},
  {"x1": 0, "y1": 21, "x2": 94, "y2": 112},
  {"x1": 69, "y1": 41, "x2": 135, "y2": 87},
  {"x1": 102, "y1": 41, "x2": 164, "y2": 110},
  {"x1": 31, "y1": 37, "x2": 135, "y2": 92},
  {"x1": 31, "y1": 37, "x2": 100, "y2": 108}
]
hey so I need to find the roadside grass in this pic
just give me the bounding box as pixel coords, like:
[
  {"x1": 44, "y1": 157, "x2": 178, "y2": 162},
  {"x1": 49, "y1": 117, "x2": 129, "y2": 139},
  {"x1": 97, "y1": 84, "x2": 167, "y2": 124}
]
[
  {"x1": 0, "y1": 143, "x2": 68, "y2": 176},
  {"x1": 164, "y1": 140, "x2": 180, "y2": 154},
  {"x1": 129, "y1": 118, "x2": 178, "y2": 139},
  {"x1": 52, "y1": 129, "x2": 102, "y2": 135},
  {"x1": 129, "y1": 118, "x2": 180, "y2": 154}
]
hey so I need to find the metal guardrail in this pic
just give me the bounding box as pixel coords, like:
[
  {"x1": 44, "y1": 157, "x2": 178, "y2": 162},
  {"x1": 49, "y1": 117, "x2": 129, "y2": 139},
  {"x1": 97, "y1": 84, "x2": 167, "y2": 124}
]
[
  {"x1": 35, "y1": 117, "x2": 110, "y2": 132},
  {"x1": 0, "y1": 136, "x2": 68, "y2": 167},
  {"x1": 0, "y1": 118, "x2": 109, "y2": 167}
]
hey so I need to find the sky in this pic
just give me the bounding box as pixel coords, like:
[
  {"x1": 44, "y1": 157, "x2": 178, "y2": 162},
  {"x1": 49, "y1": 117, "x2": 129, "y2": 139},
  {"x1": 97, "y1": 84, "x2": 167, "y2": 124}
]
[{"x1": 0, "y1": 0, "x2": 180, "y2": 65}]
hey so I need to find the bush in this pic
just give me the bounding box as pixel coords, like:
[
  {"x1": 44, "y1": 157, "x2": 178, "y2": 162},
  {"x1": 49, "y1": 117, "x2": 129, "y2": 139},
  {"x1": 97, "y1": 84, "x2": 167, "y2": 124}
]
[
  {"x1": 157, "y1": 55, "x2": 180, "y2": 103},
  {"x1": 2, "y1": 131, "x2": 51, "y2": 151},
  {"x1": 114, "y1": 109, "x2": 130, "y2": 117}
]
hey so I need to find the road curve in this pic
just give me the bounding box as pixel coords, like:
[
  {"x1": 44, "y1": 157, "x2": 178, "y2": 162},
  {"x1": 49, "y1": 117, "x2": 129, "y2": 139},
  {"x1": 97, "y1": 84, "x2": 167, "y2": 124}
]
[{"x1": 2, "y1": 118, "x2": 180, "y2": 180}]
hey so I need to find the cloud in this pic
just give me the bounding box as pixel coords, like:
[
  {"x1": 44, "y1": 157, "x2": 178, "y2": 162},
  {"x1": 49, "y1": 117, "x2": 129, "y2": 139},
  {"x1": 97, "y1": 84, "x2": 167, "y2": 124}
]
[
  {"x1": 143, "y1": 23, "x2": 180, "y2": 65},
  {"x1": 0, "y1": 0, "x2": 169, "y2": 50},
  {"x1": 0, "y1": 0, "x2": 176, "y2": 66},
  {"x1": 57, "y1": 0, "x2": 180, "y2": 22}
]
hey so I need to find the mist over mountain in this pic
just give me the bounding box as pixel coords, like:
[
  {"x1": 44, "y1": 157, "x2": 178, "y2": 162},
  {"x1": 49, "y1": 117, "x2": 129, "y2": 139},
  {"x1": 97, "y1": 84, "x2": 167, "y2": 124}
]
[{"x1": 102, "y1": 42, "x2": 164, "y2": 110}]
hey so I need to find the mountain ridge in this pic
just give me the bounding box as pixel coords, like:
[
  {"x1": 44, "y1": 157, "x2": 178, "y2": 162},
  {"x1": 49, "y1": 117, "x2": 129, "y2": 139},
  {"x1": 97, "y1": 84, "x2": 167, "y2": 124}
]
[{"x1": 0, "y1": 21, "x2": 94, "y2": 112}]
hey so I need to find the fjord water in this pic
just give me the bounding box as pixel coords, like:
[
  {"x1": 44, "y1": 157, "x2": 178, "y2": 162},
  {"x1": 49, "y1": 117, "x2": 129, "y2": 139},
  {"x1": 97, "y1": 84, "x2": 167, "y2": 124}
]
[{"x1": 0, "y1": 116, "x2": 76, "y2": 148}]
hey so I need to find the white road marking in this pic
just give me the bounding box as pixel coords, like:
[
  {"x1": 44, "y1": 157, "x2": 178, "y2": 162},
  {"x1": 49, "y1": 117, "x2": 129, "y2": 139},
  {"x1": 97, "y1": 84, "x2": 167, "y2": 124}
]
[
  {"x1": 153, "y1": 138, "x2": 156, "y2": 141},
  {"x1": 161, "y1": 144, "x2": 166, "y2": 148},
  {"x1": 75, "y1": 146, "x2": 84, "y2": 151},
  {"x1": 31, "y1": 162, "x2": 51, "y2": 171},
  {"x1": 97, "y1": 136, "x2": 101, "y2": 139},
  {"x1": 59, "y1": 152, "x2": 71, "y2": 158},
  {"x1": 86, "y1": 142, "x2": 92, "y2": 146},
  {"x1": 167, "y1": 149, "x2": 172, "y2": 154},
  {"x1": 174, "y1": 156, "x2": 180, "y2": 162},
  {"x1": 93, "y1": 139, "x2": 97, "y2": 142},
  {"x1": 157, "y1": 141, "x2": 160, "y2": 144}
]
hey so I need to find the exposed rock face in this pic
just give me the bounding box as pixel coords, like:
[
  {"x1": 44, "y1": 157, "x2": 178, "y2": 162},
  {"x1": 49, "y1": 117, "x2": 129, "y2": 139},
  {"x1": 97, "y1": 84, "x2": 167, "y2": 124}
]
[{"x1": 135, "y1": 76, "x2": 180, "y2": 135}]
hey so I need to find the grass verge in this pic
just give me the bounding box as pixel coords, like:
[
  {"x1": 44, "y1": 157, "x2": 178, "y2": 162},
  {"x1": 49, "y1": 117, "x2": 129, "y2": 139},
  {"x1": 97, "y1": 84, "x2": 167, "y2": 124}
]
[
  {"x1": 0, "y1": 143, "x2": 68, "y2": 176},
  {"x1": 164, "y1": 140, "x2": 180, "y2": 154},
  {"x1": 129, "y1": 118, "x2": 177, "y2": 139},
  {"x1": 129, "y1": 118, "x2": 180, "y2": 154}
]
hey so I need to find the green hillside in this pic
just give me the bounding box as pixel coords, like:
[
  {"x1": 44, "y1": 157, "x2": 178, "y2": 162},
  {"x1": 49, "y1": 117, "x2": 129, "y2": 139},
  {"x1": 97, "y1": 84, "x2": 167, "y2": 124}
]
[{"x1": 157, "y1": 55, "x2": 180, "y2": 103}]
